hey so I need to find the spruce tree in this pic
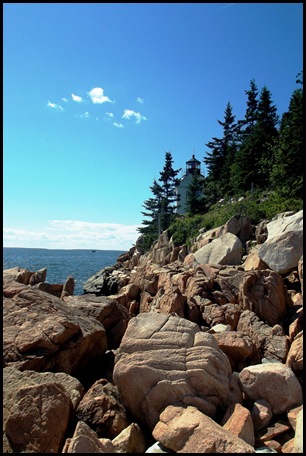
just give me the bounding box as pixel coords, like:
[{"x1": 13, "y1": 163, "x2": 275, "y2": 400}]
[
  {"x1": 238, "y1": 79, "x2": 259, "y2": 139},
  {"x1": 138, "y1": 179, "x2": 163, "y2": 248},
  {"x1": 204, "y1": 102, "x2": 238, "y2": 204},
  {"x1": 230, "y1": 79, "x2": 259, "y2": 195},
  {"x1": 158, "y1": 151, "x2": 181, "y2": 230},
  {"x1": 231, "y1": 83, "x2": 278, "y2": 194},
  {"x1": 270, "y1": 72, "x2": 303, "y2": 198},
  {"x1": 138, "y1": 151, "x2": 180, "y2": 249},
  {"x1": 186, "y1": 172, "x2": 206, "y2": 215},
  {"x1": 255, "y1": 85, "x2": 279, "y2": 189}
]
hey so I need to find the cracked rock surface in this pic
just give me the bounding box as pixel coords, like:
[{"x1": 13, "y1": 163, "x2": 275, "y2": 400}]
[{"x1": 113, "y1": 312, "x2": 232, "y2": 430}]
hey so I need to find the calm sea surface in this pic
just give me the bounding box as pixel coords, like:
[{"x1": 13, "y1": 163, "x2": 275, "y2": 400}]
[{"x1": 3, "y1": 247, "x2": 126, "y2": 296}]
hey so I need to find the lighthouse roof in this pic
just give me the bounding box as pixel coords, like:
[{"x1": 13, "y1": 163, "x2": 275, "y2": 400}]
[{"x1": 186, "y1": 154, "x2": 201, "y2": 165}]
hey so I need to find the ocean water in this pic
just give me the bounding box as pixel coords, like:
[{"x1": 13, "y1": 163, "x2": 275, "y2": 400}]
[{"x1": 3, "y1": 247, "x2": 126, "y2": 296}]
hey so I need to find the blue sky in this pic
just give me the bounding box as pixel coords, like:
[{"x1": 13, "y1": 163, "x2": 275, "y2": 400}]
[{"x1": 3, "y1": 3, "x2": 303, "y2": 250}]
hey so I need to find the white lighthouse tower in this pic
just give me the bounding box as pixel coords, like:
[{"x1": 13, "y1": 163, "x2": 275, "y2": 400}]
[{"x1": 176, "y1": 154, "x2": 203, "y2": 215}]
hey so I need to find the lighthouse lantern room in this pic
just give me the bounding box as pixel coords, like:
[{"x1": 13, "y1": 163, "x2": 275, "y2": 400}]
[{"x1": 185, "y1": 154, "x2": 201, "y2": 176}]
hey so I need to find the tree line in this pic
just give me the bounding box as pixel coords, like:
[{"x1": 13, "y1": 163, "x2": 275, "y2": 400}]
[{"x1": 138, "y1": 72, "x2": 303, "y2": 250}]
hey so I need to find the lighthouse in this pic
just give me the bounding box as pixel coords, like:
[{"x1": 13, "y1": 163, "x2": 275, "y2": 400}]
[{"x1": 176, "y1": 154, "x2": 203, "y2": 215}]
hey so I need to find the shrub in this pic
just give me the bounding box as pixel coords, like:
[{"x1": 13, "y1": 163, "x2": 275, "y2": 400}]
[
  {"x1": 169, "y1": 214, "x2": 206, "y2": 247},
  {"x1": 168, "y1": 191, "x2": 303, "y2": 248}
]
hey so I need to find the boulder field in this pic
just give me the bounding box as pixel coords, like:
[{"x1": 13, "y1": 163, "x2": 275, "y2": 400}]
[{"x1": 3, "y1": 211, "x2": 303, "y2": 453}]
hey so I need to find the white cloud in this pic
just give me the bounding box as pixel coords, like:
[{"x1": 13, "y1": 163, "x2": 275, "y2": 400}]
[
  {"x1": 106, "y1": 112, "x2": 114, "y2": 118},
  {"x1": 122, "y1": 109, "x2": 147, "y2": 124},
  {"x1": 136, "y1": 97, "x2": 144, "y2": 104},
  {"x1": 114, "y1": 122, "x2": 124, "y2": 128},
  {"x1": 3, "y1": 220, "x2": 140, "y2": 250},
  {"x1": 47, "y1": 101, "x2": 64, "y2": 111},
  {"x1": 88, "y1": 87, "x2": 113, "y2": 104},
  {"x1": 80, "y1": 112, "x2": 90, "y2": 119},
  {"x1": 62, "y1": 97, "x2": 68, "y2": 102},
  {"x1": 71, "y1": 93, "x2": 84, "y2": 103},
  {"x1": 4, "y1": 228, "x2": 50, "y2": 242}
]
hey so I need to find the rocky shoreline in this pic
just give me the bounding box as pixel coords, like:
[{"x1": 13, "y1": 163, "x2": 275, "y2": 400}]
[{"x1": 3, "y1": 210, "x2": 303, "y2": 453}]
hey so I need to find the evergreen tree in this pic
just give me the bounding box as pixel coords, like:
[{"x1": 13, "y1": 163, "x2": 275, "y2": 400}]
[
  {"x1": 220, "y1": 103, "x2": 239, "y2": 195},
  {"x1": 255, "y1": 85, "x2": 279, "y2": 188},
  {"x1": 231, "y1": 83, "x2": 278, "y2": 193},
  {"x1": 237, "y1": 79, "x2": 259, "y2": 139},
  {"x1": 158, "y1": 151, "x2": 181, "y2": 229},
  {"x1": 138, "y1": 179, "x2": 163, "y2": 248},
  {"x1": 204, "y1": 102, "x2": 238, "y2": 203},
  {"x1": 230, "y1": 80, "x2": 259, "y2": 195},
  {"x1": 270, "y1": 72, "x2": 303, "y2": 198},
  {"x1": 138, "y1": 151, "x2": 180, "y2": 249},
  {"x1": 186, "y1": 172, "x2": 206, "y2": 215}
]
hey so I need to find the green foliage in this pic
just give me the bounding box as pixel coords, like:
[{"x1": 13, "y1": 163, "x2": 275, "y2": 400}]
[
  {"x1": 168, "y1": 191, "x2": 303, "y2": 248},
  {"x1": 201, "y1": 194, "x2": 265, "y2": 228},
  {"x1": 256, "y1": 191, "x2": 303, "y2": 219},
  {"x1": 229, "y1": 83, "x2": 279, "y2": 194},
  {"x1": 204, "y1": 102, "x2": 238, "y2": 202},
  {"x1": 270, "y1": 86, "x2": 303, "y2": 198},
  {"x1": 186, "y1": 173, "x2": 206, "y2": 215},
  {"x1": 138, "y1": 151, "x2": 180, "y2": 250},
  {"x1": 138, "y1": 231, "x2": 159, "y2": 251},
  {"x1": 169, "y1": 214, "x2": 206, "y2": 247},
  {"x1": 138, "y1": 72, "x2": 303, "y2": 252}
]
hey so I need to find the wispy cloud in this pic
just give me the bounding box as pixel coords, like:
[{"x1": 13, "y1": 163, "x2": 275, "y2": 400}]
[
  {"x1": 114, "y1": 122, "x2": 124, "y2": 128},
  {"x1": 3, "y1": 220, "x2": 140, "y2": 250},
  {"x1": 79, "y1": 112, "x2": 90, "y2": 119},
  {"x1": 4, "y1": 228, "x2": 50, "y2": 243},
  {"x1": 88, "y1": 87, "x2": 113, "y2": 104},
  {"x1": 50, "y1": 220, "x2": 139, "y2": 248},
  {"x1": 215, "y1": 3, "x2": 236, "y2": 11},
  {"x1": 122, "y1": 109, "x2": 147, "y2": 124},
  {"x1": 136, "y1": 97, "x2": 144, "y2": 104},
  {"x1": 104, "y1": 112, "x2": 115, "y2": 122},
  {"x1": 71, "y1": 93, "x2": 84, "y2": 103},
  {"x1": 47, "y1": 101, "x2": 64, "y2": 111},
  {"x1": 61, "y1": 97, "x2": 68, "y2": 103}
]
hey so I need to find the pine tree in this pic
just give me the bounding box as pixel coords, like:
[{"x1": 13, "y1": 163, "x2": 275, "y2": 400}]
[
  {"x1": 138, "y1": 179, "x2": 163, "y2": 247},
  {"x1": 204, "y1": 102, "x2": 238, "y2": 203},
  {"x1": 138, "y1": 151, "x2": 180, "y2": 249},
  {"x1": 186, "y1": 172, "x2": 206, "y2": 215},
  {"x1": 237, "y1": 79, "x2": 259, "y2": 139},
  {"x1": 270, "y1": 72, "x2": 303, "y2": 198},
  {"x1": 158, "y1": 151, "x2": 181, "y2": 230},
  {"x1": 231, "y1": 83, "x2": 278, "y2": 194},
  {"x1": 255, "y1": 85, "x2": 279, "y2": 189},
  {"x1": 230, "y1": 79, "x2": 259, "y2": 195}
]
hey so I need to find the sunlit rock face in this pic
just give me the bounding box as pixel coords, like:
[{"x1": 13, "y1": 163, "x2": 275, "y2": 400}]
[
  {"x1": 3, "y1": 281, "x2": 108, "y2": 374},
  {"x1": 113, "y1": 312, "x2": 232, "y2": 430}
]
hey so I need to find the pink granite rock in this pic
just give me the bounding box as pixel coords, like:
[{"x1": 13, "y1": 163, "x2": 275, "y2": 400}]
[
  {"x1": 152, "y1": 405, "x2": 255, "y2": 453},
  {"x1": 3, "y1": 282, "x2": 108, "y2": 373},
  {"x1": 76, "y1": 378, "x2": 130, "y2": 439},
  {"x1": 113, "y1": 313, "x2": 232, "y2": 430},
  {"x1": 251, "y1": 399, "x2": 273, "y2": 432},
  {"x1": 62, "y1": 420, "x2": 115, "y2": 453},
  {"x1": 239, "y1": 363, "x2": 303, "y2": 414},
  {"x1": 223, "y1": 403, "x2": 255, "y2": 446},
  {"x1": 5, "y1": 382, "x2": 71, "y2": 453}
]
